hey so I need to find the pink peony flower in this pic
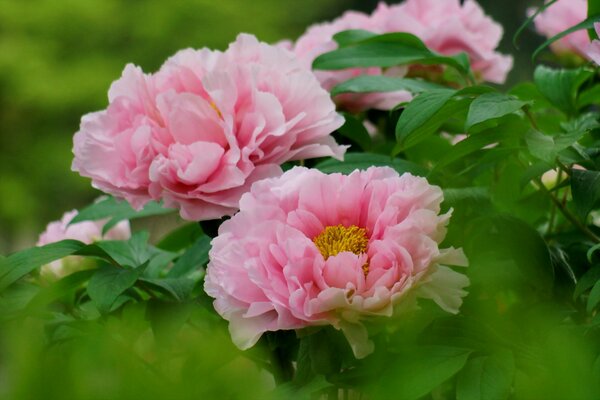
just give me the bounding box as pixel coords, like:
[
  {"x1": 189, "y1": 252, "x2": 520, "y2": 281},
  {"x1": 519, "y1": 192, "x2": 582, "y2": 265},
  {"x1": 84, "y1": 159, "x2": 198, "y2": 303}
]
[
  {"x1": 587, "y1": 23, "x2": 600, "y2": 65},
  {"x1": 370, "y1": 0, "x2": 513, "y2": 84},
  {"x1": 204, "y1": 167, "x2": 469, "y2": 358},
  {"x1": 73, "y1": 34, "x2": 346, "y2": 221},
  {"x1": 528, "y1": 0, "x2": 590, "y2": 59},
  {"x1": 37, "y1": 210, "x2": 131, "y2": 281},
  {"x1": 287, "y1": 0, "x2": 512, "y2": 112}
]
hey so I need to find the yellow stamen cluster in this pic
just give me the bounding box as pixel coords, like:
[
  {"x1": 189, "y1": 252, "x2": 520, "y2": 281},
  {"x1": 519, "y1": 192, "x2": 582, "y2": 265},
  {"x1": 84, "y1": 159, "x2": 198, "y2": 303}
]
[{"x1": 313, "y1": 225, "x2": 369, "y2": 274}]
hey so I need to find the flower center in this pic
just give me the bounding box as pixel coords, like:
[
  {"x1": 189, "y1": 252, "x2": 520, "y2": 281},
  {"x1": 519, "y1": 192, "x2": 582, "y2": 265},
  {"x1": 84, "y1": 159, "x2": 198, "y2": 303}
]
[{"x1": 313, "y1": 225, "x2": 369, "y2": 274}]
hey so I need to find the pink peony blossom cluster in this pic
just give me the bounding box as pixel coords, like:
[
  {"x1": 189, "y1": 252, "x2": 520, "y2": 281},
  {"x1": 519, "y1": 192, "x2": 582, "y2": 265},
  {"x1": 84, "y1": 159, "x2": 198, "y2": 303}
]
[
  {"x1": 204, "y1": 167, "x2": 468, "y2": 358},
  {"x1": 287, "y1": 0, "x2": 513, "y2": 111},
  {"x1": 37, "y1": 210, "x2": 131, "y2": 281},
  {"x1": 587, "y1": 23, "x2": 600, "y2": 65},
  {"x1": 72, "y1": 34, "x2": 346, "y2": 221},
  {"x1": 528, "y1": 0, "x2": 590, "y2": 59}
]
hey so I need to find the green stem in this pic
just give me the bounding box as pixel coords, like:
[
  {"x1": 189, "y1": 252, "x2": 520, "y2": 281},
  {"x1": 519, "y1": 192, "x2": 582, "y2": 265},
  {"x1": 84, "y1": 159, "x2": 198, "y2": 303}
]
[{"x1": 535, "y1": 176, "x2": 600, "y2": 243}]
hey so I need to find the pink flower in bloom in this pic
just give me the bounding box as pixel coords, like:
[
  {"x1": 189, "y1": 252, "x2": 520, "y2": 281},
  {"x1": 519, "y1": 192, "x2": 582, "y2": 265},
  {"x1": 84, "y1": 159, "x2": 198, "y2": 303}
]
[
  {"x1": 287, "y1": 0, "x2": 512, "y2": 111},
  {"x1": 528, "y1": 0, "x2": 590, "y2": 59},
  {"x1": 587, "y1": 23, "x2": 600, "y2": 65},
  {"x1": 370, "y1": 0, "x2": 513, "y2": 84},
  {"x1": 204, "y1": 167, "x2": 469, "y2": 358},
  {"x1": 37, "y1": 210, "x2": 131, "y2": 281},
  {"x1": 72, "y1": 34, "x2": 346, "y2": 221}
]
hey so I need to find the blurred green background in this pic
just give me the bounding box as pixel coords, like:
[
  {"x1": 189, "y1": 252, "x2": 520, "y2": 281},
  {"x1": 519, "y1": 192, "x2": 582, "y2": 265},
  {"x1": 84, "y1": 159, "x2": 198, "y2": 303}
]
[{"x1": 0, "y1": 0, "x2": 543, "y2": 254}]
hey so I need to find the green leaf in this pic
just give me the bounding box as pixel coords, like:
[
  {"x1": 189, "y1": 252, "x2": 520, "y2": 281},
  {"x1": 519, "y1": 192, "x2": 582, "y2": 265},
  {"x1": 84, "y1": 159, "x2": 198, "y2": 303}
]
[
  {"x1": 587, "y1": 280, "x2": 600, "y2": 312},
  {"x1": 574, "y1": 265, "x2": 600, "y2": 299},
  {"x1": 443, "y1": 187, "x2": 490, "y2": 207},
  {"x1": 432, "y1": 130, "x2": 508, "y2": 172},
  {"x1": 520, "y1": 162, "x2": 553, "y2": 189},
  {"x1": 375, "y1": 346, "x2": 472, "y2": 400},
  {"x1": 70, "y1": 196, "x2": 174, "y2": 234},
  {"x1": 139, "y1": 277, "x2": 195, "y2": 301},
  {"x1": 525, "y1": 129, "x2": 586, "y2": 163},
  {"x1": 156, "y1": 223, "x2": 203, "y2": 252},
  {"x1": 331, "y1": 75, "x2": 445, "y2": 97},
  {"x1": 96, "y1": 231, "x2": 157, "y2": 268},
  {"x1": 533, "y1": 65, "x2": 594, "y2": 115},
  {"x1": 87, "y1": 265, "x2": 140, "y2": 313},
  {"x1": 1, "y1": 240, "x2": 85, "y2": 292},
  {"x1": 591, "y1": 1, "x2": 600, "y2": 38},
  {"x1": 533, "y1": 15, "x2": 600, "y2": 60},
  {"x1": 588, "y1": 244, "x2": 600, "y2": 263},
  {"x1": 315, "y1": 152, "x2": 427, "y2": 176},
  {"x1": 571, "y1": 169, "x2": 600, "y2": 218},
  {"x1": 313, "y1": 32, "x2": 470, "y2": 76},
  {"x1": 337, "y1": 113, "x2": 372, "y2": 151},
  {"x1": 332, "y1": 29, "x2": 377, "y2": 46},
  {"x1": 26, "y1": 269, "x2": 96, "y2": 310},
  {"x1": 513, "y1": 0, "x2": 558, "y2": 48},
  {"x1": 465, "y1": 93, "x2": 529, "y2": 131},
  {"x1": 395, "y1": 89, "x2": 456, "y2": 148},
  {"x1": 456, "y1": 351, "x2": 515, "y2": 400},
  {"x1": 167, "y1": 234, "x2": 211, "y2": 278}
]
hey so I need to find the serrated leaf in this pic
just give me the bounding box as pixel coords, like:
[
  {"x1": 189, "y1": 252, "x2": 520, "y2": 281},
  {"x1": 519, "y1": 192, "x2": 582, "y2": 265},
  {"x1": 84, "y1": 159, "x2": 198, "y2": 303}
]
[
  {"x1": 1, "y1": 240, "x2": 85, "y2": 292},
  {"x1": 465, "y1": 93, "x2": 529, "y2": 131},
  {"x1": 87, "y1": 265, "x2": 140, "y2": 313},
  {"x1": 457, "y1": 351, "x2": 515, "y2": 400},
  {"x1": 315, "y1": 152, "x2": 427, "y2": 176},
  {"x1": 331, "y1": 75, "x2": 445, "y2": 97},
  {"x1": 571, "y1": 169, "x2": 600, "y2": 218}
]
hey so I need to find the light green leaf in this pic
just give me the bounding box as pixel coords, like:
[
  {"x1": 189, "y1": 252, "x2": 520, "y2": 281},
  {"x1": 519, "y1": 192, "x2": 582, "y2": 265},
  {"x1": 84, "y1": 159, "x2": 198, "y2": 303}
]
[
  {"x1": 332, "y1": 29, "x2": 377, "y2": 46},
  {"x1": 457, "y1": 351, "x2": 515, "y2": 400},
  {"x1": 465, "y1": 93, "x2": 529, "y2": 131},
  {"x1": 375, "y1": 346, "x2": 472, "y2": 400}
]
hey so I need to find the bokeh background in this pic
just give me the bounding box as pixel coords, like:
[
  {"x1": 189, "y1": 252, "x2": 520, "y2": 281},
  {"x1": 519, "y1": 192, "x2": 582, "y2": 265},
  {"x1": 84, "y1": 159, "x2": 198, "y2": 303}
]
[{"x1": 0, "y1": 0, "x2": 545, "y2": 254}]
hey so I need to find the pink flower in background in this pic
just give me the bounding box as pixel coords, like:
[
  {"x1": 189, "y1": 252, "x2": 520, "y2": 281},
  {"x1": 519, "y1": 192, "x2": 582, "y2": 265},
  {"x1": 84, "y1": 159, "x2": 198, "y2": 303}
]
[
  {"x1": 287, "y1": 0, "x2": 512, "y2": 111},
  {"x1": 370, "y1": 0, "x2": 513, "y2": 83},
  {"x1": 204, "y1": 167, "x2": 468, "y2": 358},
  {"x1": 528, "y1": 0, "x2": 590, "y2": 59},
  {"x1": 73, "y1": 34, "x2": 346, "y2": 221},
  {"x1": 587, "y1": 23, "x2": 600, "y2": 65},
  {"x1": 290, "y1": 10, "x2": 412, "y2": 111},
  {"x1": 37, "y1": 210, "x2": 131, "y2": 281}
]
